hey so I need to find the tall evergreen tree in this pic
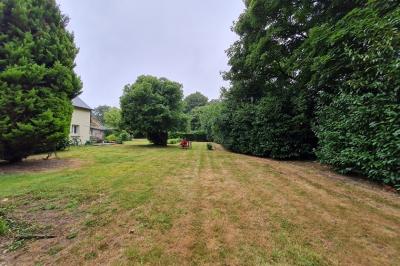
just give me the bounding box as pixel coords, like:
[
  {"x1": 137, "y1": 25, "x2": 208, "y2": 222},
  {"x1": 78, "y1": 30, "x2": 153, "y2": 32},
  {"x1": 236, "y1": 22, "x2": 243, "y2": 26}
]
[{"x1": 0, "y1": 0, "x2": 82, "y2": 162}]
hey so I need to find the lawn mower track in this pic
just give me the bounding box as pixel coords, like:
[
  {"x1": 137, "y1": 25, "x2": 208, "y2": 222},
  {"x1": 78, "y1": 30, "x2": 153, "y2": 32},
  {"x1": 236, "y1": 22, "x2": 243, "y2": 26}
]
[{"x1": 0, "y1": 142, "x2": 399, "y2": 265}]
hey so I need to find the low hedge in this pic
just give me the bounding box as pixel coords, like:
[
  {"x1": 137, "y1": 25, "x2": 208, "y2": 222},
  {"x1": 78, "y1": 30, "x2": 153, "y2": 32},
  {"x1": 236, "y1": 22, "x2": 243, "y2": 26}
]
[{"x1": 169, "y1": 131, "x2": 208, "y2": 142}]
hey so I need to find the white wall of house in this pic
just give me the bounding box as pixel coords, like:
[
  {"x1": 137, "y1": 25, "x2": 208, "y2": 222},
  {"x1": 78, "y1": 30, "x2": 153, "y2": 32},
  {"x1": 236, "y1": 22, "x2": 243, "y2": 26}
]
[{"x1": 70, "y1": 107, "x2": 91, "y2": 144}]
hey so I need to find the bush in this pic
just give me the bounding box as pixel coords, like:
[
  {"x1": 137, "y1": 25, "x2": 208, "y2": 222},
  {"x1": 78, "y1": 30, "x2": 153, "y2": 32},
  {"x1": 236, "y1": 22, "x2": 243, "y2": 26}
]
[
  {"x1": 207, "y1": 143, "x2": 213, "y2": 150},
  {"x1": 119, "y1": 130, "x2": 131, "y2": 141},
  {"x1": 106, "y1": 134, "x2": 117, "y2": 143},
  {"x1": 56, "y1": 138, "x2": 71, "y2": 151},
  {"x1": 116, "y1": 136, "x2": 123, "y2": 144},
  {"x1": 168, "y1": 139, "x2": 179, "y2": 144}
]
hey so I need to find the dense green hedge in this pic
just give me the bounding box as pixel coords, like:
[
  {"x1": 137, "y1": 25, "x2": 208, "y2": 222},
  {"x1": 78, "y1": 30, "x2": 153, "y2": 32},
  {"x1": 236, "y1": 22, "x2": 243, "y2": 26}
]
[
  {"x1": 315, "y1": 94, "x2": 400, "y2": 187},
  {"x1": 306, "y1": 5, "x2": 400, "y2": 188},
  {"x1": 217, "y1": 1, "x2": 400, "y2": 188},
  {"x1": 216, "y1": 98, "x2": 316, "y2": 159}
]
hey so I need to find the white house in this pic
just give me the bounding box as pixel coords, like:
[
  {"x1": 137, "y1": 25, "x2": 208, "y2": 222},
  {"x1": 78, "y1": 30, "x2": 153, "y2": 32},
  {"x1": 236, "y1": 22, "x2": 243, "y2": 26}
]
[
  {"x1": 70, "y1": 97, "x2": 107, "y2": 144},
  {"x1": 70, "y1": 97, "x2": 92, "y2": 144}
]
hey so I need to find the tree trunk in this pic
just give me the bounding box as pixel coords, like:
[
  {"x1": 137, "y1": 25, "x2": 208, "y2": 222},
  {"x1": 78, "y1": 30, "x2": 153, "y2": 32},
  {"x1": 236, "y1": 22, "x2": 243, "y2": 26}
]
[
  {"x1": 148, "y1": 131, "x2": 168, "y2": 146},
  {"x1": 8, "y1": 157, "x2": 23, "y2": 163}
]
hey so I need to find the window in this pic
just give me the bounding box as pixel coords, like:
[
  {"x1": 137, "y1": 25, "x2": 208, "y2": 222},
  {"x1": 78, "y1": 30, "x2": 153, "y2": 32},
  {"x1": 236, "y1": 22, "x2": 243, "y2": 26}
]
[{"x1": 71, "y1": 125, "x2": 79, "y2": 135}]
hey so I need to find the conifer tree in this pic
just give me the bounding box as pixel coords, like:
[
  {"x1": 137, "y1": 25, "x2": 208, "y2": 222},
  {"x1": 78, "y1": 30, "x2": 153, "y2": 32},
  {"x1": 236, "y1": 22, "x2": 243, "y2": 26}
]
[{"x1": 0, "y1": 0, "x2": 82, "y2": 162}]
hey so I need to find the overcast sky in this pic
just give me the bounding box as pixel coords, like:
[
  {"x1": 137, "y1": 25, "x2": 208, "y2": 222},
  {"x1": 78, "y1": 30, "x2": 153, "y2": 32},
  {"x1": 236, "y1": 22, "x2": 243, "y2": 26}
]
[{"x1": 56, "y1": 0, "x2": 245, "y2": 108}]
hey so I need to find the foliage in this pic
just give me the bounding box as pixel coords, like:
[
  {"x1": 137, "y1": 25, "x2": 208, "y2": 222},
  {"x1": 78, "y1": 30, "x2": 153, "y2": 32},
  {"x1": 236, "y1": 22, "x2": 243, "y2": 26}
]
[
  {"x1": 167, "y1": 139, "x2": 179, "y2": 144},
  {"x1": 184, "y1": 91, "x2": 208, "y2": 113},
  {"x1": 218, "y1": 0, "x2": 360, "y2": 159},
  {"x1": 106, "y1": 134, "x2": 117, "y2": 143},
  {"x1": 206, "y1": 143, "x2": 213, "y2": 151},
  {"x1": 0, "y1": 0, "x2": 82, "y2": 162},
  {"x1": 295, "y1": 4, "x2": 400, "y2": 187},
  {"x1": 56, "y1": 138, "x2": 71, "y2": 151},
  {"x1": 70, "y1": 136, "x2": 82, "y2": 146},
  {"x1": 217, "y1": 98, "x2": 316, "y2": 158},
  {"x1": 118, "y1": 130, "x2": 131, "y2": 142},
  {"x1": 92, "y1": 105, "x2": 111, "y2": 125},
  {"x1": 170, "y1": 131, "x2": 208, "y2": 142},
  {"x1": 120, "y1": 75, "x2": 184, "y2": 146},
  {"x1": 104, "y1": 107, "x2": 122, "y2": 130},
  {"x1": 116, "y1": 136, "x2": 123, "y2": 144},
  {"x1": 0, "y1": 217, "x2": 8, "y2": 236},
  {"x1": 195, "y1": 101, "x2": 223, "y2": 142},
  {"x1": 219, "y1": 0, "x2": 399, "y2": 187}
]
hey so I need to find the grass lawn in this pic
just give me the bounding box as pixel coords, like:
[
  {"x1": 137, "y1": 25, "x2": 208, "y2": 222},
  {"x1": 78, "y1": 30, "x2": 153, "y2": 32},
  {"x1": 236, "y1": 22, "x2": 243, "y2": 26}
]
[{"x1": 0, "y1": 140, "x2": 399, "y2": 265}]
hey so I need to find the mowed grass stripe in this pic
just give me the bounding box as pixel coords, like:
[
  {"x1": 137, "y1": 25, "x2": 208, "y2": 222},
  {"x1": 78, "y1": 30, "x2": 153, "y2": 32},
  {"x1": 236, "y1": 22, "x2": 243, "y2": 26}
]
[{"x1": 0, "y1": 140, "x2": 399, "y2": 265}]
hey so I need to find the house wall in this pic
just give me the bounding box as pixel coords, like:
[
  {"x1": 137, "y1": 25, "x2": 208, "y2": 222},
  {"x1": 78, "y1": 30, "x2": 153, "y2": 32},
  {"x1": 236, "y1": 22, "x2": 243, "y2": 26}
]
[
  {"x1": 90, "y1": 128, "x2": 105, "y2": 142},
  {"x1": 70, "y1": 107, "x2": 91, "y2": 144}
]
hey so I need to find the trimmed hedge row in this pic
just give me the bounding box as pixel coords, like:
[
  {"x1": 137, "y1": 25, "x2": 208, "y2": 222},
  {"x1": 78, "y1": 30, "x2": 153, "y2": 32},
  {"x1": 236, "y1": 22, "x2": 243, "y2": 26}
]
[{"x1": 169, "y1": 131, "x2": 208, "y2": 142}]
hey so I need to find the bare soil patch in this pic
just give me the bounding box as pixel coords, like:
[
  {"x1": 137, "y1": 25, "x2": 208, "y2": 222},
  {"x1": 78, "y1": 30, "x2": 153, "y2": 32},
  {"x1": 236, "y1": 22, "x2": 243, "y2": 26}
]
[{"x1": 0, "y1": 158, "x2": 82, "y2": 175}]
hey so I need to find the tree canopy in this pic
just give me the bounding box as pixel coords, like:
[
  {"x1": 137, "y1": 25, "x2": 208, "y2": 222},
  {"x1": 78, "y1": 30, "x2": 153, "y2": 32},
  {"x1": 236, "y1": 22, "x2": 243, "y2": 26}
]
[
  {"x1": 104, "y1": 107, "x2": 121, "y2": 130},
  {"x1": 120, "y1": 75, "x2": 184, "y2": 146},
  {"x1": 0, "y1": 0, "x2": 82, "y2": 162},
  {"x1": 92, "y1": 105, "x2": 111, "y2": 125},
  {"x1": 184, "y1": 91, "x2": 208, "y2": 113}
]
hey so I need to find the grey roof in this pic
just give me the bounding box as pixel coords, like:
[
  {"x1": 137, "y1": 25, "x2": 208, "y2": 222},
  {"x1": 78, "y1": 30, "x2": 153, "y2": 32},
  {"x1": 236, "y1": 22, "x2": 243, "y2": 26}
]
[{"x1": 72, "y1": 96, "x2": 91, "y2": 110}]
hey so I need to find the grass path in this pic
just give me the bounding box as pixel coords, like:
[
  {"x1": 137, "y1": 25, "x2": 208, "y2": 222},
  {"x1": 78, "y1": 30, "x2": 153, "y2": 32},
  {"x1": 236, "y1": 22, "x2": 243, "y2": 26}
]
[{"x1": 0, "y1": 140, "x2": 399, "y2": 265}]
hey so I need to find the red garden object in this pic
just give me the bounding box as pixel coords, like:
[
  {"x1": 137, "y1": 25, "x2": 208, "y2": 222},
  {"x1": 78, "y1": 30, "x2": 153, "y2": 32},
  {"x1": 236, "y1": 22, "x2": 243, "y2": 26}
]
[{"x1": 180, "y1": 139, "x2": 191, "y2": 149}]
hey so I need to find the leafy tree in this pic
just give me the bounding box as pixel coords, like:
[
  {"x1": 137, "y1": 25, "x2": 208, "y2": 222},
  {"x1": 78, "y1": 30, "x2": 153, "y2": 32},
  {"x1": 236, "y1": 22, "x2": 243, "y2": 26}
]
[
  {"x1": 92, "y1": 105, "x2": 111, "y2": 125},
  {"x1": 104, "y1": 107, "x2": 121, "y2": 129},
  {"x1": 120, "y1": 75, "x2": 184, "y2": 146},
  {"x1": 0, "y1": 0, "x2": 81, "y2": 162},
  {"x1": 191, "y1": 102, "x2": 222, "y2": 142},
  {"x1": 184, "y1": 91, "x2": 208, "y2": 113}
]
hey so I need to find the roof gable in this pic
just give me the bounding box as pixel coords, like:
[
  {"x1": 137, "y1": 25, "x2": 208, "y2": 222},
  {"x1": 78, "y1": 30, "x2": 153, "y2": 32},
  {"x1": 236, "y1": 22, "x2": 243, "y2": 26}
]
[{"x1": 72, "y1": 96, "x2": 91, "y2": 110}]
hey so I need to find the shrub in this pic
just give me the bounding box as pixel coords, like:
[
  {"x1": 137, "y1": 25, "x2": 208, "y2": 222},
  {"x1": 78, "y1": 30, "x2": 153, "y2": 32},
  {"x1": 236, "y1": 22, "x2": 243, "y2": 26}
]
[
  {"x1": 106, "y1": 134, "x2": 117, "y2": 143},
  {"x1": 168, "y1": 139, "x2": 179, "y2": 144},
  {"x1": 207, "y1": 143, "x2": 213, "y2": 150},
  {"x1": 116, "y1": 136, "x2": 123, "y2": 144},
  {"x1": 56, "y1": 138, "x2": 71, "y2": 151},
  {"x1": 119, "y1": 130, "x2": 131, "y2": 141}
]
